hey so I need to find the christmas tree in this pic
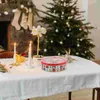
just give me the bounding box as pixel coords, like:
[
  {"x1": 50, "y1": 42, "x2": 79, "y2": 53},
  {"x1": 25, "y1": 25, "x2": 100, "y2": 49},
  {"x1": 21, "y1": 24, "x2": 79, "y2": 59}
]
[{"x1": 40, "y1": 0, "x2": 95, "y2": 59}]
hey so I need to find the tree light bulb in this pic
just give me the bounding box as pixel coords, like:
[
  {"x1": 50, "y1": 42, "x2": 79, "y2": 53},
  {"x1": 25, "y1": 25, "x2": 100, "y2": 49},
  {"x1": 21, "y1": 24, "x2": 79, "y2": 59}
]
[
  {"x1": 54, "y1": 20, "x2": 57, "y2": 23},
  {"x1": 60, "y1": 41, "x2": 63, "y2": 44},
  {"x1": 58, "y1": 53, "x2": 60, "y2": 56},
  {"x1": 62, "y1": 11, "x2": 64, "y2": 15},
  {"x1": 51, "y1": 40, "x2": 53, "y2": 43},
  {"x1": 55, "y1": 29, "x2": 59, "y2": 32},
  {"x1": 44, "y1": 49, "x2": 47, "y2": 52}
]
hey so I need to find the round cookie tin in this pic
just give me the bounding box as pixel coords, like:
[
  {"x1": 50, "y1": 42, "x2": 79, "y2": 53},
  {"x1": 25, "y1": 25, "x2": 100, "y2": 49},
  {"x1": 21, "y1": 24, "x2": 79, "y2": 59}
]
[{"x1": 41, "y1": 56, "x2": 67, "y2": 72}]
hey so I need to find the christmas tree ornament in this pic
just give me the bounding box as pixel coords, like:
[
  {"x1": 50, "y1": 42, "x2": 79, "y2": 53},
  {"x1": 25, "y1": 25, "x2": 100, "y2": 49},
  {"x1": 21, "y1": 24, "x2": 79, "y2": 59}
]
[
  {"x1": 27, "y1": 8, "x2": 33, "y2": 30},
  {"x1": 11, "y1": 9, "x2": 21, "y2": 30},
  {"x1": 20, "y1": 13, "x2": 28, "y2": 30},
  {"x1": 65, "y1": 49, "x2": 75, "y2": 63},
  {"x1": 55, "y1": 29, "x2": 59, "y2": 33}
]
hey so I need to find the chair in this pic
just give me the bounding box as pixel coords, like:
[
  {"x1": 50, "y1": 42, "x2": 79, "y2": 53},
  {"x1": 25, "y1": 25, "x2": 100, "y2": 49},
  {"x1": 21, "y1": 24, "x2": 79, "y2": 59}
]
[{"x1": 0, "y1": 51, "x2": 13, "y2": 58}]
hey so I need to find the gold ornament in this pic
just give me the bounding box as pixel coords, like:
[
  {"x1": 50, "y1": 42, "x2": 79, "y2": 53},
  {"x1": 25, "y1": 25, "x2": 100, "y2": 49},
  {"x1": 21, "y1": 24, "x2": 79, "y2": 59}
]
[{"x1": 65, "y1": 48, "x2": 75, "y2": 63}]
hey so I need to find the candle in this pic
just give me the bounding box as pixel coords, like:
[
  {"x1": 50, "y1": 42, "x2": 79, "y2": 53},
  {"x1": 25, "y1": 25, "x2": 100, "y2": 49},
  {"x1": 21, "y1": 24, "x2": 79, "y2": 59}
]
[
  {"x1": 28, "y1": 41, "x2": 32, "y2": 68},
  {"x1": 13, "y1": 43, "x2": 16, "y2": 64}
]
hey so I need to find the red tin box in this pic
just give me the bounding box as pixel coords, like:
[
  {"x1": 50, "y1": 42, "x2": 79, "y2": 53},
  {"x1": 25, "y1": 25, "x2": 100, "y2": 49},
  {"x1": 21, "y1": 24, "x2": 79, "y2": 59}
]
[{"x1": 41, "y1": 56, "x2": 67, "y2": 72}]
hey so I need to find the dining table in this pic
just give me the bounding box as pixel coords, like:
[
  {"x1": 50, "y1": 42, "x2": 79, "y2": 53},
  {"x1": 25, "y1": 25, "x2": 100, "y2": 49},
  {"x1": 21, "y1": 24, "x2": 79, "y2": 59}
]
[{"x1": 0, "y1": 56, "x2": 100, "y2": 100}]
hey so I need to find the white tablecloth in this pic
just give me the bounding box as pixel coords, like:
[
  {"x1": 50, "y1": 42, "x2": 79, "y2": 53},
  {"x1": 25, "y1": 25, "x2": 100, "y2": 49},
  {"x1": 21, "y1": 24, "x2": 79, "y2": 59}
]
[{"x1": 0, "y1": 56, "x2": 100, "y2": 100}]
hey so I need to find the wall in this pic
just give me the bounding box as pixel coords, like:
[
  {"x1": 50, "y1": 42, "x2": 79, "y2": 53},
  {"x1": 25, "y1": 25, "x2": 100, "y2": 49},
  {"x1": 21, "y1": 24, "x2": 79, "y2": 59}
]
[{"x1": 32, "y1": 0, "x2": 100, "y2": 60}]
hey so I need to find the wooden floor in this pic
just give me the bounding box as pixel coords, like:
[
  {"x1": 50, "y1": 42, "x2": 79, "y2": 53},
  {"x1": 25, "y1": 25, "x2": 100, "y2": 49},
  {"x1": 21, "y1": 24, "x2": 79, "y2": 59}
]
[{"x1": 31, "y1": 89, "x2": 96, "y2": 100}]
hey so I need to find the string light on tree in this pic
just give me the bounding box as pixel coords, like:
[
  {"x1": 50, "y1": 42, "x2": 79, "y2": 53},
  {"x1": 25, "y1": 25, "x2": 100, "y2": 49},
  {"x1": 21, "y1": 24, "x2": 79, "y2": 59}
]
[
  {"x1": 51, "y1": 40, "x2": 53, "y2": 43},
  {"x1": 71, "y1": 10, "x2": 74, "y2": 14},
  {"x1": 64, "y1": 2, "x2": 67, "y2": 7},
  {"x1": 20, "y1": 4, "x2": 24, "y2": 9},
  {"x1": 68, "y1": 16, "x2": 73, "y2": 20},
  {"x1": 44, "y1": 49, "x2": 47, "y2": 52},
  {"x1": 58, "y1": 53, "x2": 60, "y2": 56},
  {"x1": 76, "y1": 52, "x2": 79, "y2": 55},
  {"x1": 79, "y1": 28, "x2": 82, "y2": 31},
  {"x1": 62, "y1": 11, "x2": 64, "y2": 15},
  {"x1": 90, "y1": 41, "x2": 93, "y2": 44},
  {"x1": 69, "y1": 28, "x2": 71, "y2": 31},
  {"x1": 12, "y1": 9, "x2": 17, "y2": 13},
  {"x1": 80, "y1": 38, "x2": 83, "y2": 41},
  {"x1": 53, "y1": 20, "x2": 57, "y2": 23},
  {"x1": 53, "y1": 10, "x2": 56, "y2": 13},
  {"x1": 67, "y1": 34, "x2": 70, "y2": 37},
  {"x1": 60, "y1": 41, "x2": 63, "y2": 45},
  {"x1": 66, "y1": 22, "x2": 70, "y2": 27},
  {"x1": 61, "y1": 4, "x2": 63, "y2": 6},
  {"x1": 55, "y1": 29, "x2": 59, "y2": 33},
  {"x1": 77, "y1": 44, "x2": 80, "y2": 47},
  {"x1": 77, "y1": 38, "x2": 79, "y2": 41},
  {"x1": 61, "y1": 15, "x2": 64, "y2": 19},
  {"x1": 4, "y1": 11, "x2": 8, "y2": 15}
]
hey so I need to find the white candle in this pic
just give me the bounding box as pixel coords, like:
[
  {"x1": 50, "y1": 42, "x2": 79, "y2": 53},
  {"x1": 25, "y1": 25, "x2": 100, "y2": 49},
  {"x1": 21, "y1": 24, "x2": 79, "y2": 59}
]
[
  {"x1": 13, "y1": 43, "x2": 16, "y2": 64},
  {"x1": 28, "y1": 41, "x2": 32, "y2": 68}
]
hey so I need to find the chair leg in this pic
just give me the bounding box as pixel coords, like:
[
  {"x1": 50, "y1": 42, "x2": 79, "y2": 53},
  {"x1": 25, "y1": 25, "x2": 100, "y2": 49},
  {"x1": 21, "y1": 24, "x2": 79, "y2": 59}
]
[
  {"x1": 92, "y1": 89, "x2": 95, "y2": 100},
  {"x1": 68, "y1": 92, "x2": 72, "y2": 100},
  {"x1": 97, "y1": 88, "x2": 100, "y2": 100}
]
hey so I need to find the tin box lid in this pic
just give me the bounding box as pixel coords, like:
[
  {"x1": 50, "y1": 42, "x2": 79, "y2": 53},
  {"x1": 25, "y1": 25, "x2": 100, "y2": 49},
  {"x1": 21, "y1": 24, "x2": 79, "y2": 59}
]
[{"x1": 41, "y1": 56, "x2": 67, "y2": 66}]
